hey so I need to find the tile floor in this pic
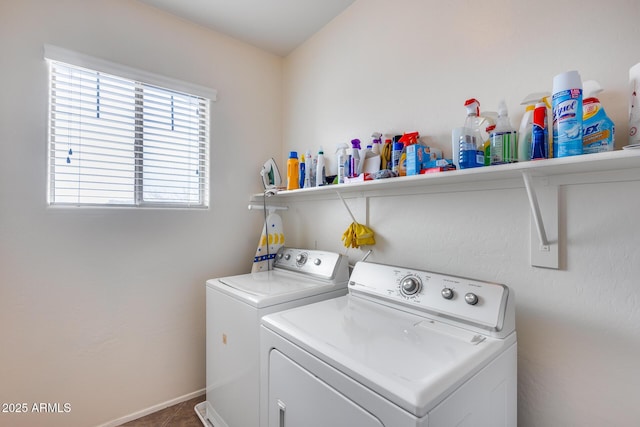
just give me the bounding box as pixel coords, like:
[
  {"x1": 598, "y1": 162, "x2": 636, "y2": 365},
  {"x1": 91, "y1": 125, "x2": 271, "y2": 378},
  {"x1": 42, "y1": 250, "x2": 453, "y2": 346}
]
[{"x1": 119, "y1": 395, "x2": 206, "y2": 427}]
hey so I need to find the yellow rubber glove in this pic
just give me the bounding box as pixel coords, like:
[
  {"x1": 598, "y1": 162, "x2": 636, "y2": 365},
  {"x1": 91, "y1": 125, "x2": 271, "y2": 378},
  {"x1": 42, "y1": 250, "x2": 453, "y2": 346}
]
[
  {"x1": 355, "y1": 223, "x2": 375, "y2": 246},
  {"x1": 341, "y1": 222, "x2": 375, "y2": 248}
]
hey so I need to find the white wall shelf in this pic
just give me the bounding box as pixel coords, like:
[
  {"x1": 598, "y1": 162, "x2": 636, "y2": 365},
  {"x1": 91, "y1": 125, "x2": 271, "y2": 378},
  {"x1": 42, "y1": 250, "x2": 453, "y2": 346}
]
[
  {"x1": 251, "y1": 150, "x2": 640, "y2": 202},
  {"x1": 250, "y1": 149, "x2": 640, "y2": 269}
]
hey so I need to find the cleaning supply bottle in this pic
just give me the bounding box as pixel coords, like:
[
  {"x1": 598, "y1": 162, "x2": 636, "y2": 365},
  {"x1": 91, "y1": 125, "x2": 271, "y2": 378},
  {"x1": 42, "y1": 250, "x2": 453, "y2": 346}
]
[
  {"x1": 552, "y1": 70, "x2": 583, "y2": 157},
  {"x1": 483, "y1": 124, "x2": 495, "y2": 166},
  {"x1": 581, "y1": 80, "x2": 615, "y2": 153},
  {"x1": 304, "y1": 150, "x2": 312, "y2": 188},
  {"x1": 391, "y1": 136, "x2": 403, "y2": 173},
  {"x1": 349, "y1": 139, "x2": 361, "y2": 177},
  {"x1": 335, "y1": 143, "x2": 348, "y2": 184},
  {"x1": 464, "y1": 99, "x2": 484, "y2": 153},
  {"x1": 531, "y1": 102, "x2": 548, "y2": 160},
  {"x1": 287, "y1": 151, "x2": 299, "y2": 190},
  {"x1": 490, "y1": 100, "x2": 517, "y2": 164},
  {"x1": 315, "y1": 147, "x2": 326, "y2": 186},
  {"x1": 397, "y1": 132, "x2": 419, "y2": 176},
  {"x1": 630, "y1": 63, "x2": 640, "y2": 147},
  {"x1": 299, "y1": 154, "x2": 306, "y2": 188},
  {"x1": 518, "y1": 104, "x2": 535, "y2": 162},
  {"x1": 453, "y1": 99, "x2": 485, "y2": 169},
  {"x1": 381, "y1": 138, "x2": 392, "y2": 170},
  {"x1": 518, "y1": 93, "x2": 551, "y2": 161}
]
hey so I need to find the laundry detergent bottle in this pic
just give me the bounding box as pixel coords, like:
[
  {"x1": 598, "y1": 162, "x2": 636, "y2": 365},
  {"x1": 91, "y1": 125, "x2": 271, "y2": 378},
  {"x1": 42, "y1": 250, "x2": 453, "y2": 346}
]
[{"x1": 286, "y1": 151, "x2": 300, "y2": 190}]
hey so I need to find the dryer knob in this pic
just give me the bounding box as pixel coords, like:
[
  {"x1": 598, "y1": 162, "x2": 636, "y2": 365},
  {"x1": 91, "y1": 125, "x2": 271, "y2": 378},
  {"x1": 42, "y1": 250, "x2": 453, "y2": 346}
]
[
  {"x1": 284, "y1": 254, "x2": 291, "y2": 260},
  {"x1": 464, "y1": 292, "x2": 479, "y2": 305},
  {"x1": 296, "y1": 253, "x2": 307, "y2": 265},
  {"x1": 400, "y1": 277, "x2": 421, "y2": 296},
  {"x1": 313, "y1": 258, "x2": 322, "y2": 266},
  {"x1": 441, "y1": 288, "x2": 454, "y2": 300}
]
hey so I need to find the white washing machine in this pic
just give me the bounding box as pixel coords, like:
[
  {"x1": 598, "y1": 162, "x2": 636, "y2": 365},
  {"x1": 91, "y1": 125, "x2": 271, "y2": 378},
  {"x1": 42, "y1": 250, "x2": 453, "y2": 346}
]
[
  {"x1": 260, "y1": 261, "x2": 517, "y2": 427},
  {"x1": 196, "y1": 247, "x2": 349, "y2": 427}
]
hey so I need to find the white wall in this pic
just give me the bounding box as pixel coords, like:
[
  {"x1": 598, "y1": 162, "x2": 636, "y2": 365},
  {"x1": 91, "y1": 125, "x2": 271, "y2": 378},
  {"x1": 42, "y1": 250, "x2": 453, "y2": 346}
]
[
  {"x1": 282, "y1": 0, "x2": 640, "y2": 426},
  {"x1": 0, "y1": 1, "x2": 281, "y2": 426}
]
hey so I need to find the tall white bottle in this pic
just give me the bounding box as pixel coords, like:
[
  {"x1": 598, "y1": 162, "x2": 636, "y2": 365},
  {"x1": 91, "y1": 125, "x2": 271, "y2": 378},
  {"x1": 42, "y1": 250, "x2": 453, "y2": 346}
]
[{"x1": 315, "y1": 147, "x2": 326, "y2": 187}]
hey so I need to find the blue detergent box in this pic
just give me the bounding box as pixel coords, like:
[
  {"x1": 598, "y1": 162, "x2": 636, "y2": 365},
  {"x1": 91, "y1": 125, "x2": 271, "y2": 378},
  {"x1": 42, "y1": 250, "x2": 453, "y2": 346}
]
[{"x1": 406, "y1": 145, "x2": 441, "y2": 175}]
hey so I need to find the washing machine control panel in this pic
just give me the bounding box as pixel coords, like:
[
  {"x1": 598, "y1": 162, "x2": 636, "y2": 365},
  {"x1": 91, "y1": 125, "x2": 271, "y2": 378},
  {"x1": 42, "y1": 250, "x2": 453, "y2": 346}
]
[
  {"x1": 348, "y1": 262, "x2": 511, "y2": 334},
  {"x1": 274, "y1": 247, "x2": 348, "y2": 282}
]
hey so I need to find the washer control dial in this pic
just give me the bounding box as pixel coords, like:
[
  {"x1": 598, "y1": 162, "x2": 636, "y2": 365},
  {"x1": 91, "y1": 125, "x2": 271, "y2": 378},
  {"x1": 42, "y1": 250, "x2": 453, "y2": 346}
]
[
  {"x1": 313, "y1": 258, "x2": 322, "y2": 266},
  {"x1": 295, "y1": 253, "x2": 308, "y2": 266},
  {"x1": 441, "y1": 287, "x2": 454, "y2": 300},
  {"x1": 465, "y1": 292, "x2": 479, "y2": 305},
  {"x1": 400, "y1": 276, "x2": 422, "y2": 296}
]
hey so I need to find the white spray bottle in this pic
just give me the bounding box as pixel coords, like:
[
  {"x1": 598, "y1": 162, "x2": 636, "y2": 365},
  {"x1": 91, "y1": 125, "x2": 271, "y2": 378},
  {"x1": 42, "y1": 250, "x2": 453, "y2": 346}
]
[{"x1": 335, "y1": 143, "x2": 348, "y2": 184}]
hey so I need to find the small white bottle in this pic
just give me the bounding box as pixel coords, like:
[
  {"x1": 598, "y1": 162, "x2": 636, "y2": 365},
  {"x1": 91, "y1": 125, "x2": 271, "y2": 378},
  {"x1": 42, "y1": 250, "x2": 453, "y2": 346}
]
[{"x1": 315, "y1": 147, "x2": 326, "y2": 187}]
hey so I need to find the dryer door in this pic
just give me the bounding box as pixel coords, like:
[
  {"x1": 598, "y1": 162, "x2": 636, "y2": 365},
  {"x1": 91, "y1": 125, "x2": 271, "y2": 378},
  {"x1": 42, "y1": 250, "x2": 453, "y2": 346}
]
[{"x1": 269, "y1": 350, "x2": 385, "y2": 427}]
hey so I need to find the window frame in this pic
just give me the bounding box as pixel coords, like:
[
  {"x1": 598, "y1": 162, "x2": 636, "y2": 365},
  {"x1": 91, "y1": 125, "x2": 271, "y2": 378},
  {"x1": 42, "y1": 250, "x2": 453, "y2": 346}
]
[{"x1": 44, "y1": 45, "x2": 217, "y2": 209}]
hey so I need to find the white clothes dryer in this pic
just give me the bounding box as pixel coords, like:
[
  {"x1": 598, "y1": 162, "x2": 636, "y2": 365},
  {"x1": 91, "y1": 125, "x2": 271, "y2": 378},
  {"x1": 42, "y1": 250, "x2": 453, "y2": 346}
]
[
  {"x1": 260, "y1": 261, "x2": 517, "y2": 427},
  {"x1": 196, "y1": 247, "x2": 349, "y2": 427}
]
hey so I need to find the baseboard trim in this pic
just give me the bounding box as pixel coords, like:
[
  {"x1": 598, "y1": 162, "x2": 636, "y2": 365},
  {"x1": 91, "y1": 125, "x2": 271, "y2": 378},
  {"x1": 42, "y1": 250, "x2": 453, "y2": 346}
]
[{"x1": 96, "y1": 388, "x2": 206, "y2": 427}]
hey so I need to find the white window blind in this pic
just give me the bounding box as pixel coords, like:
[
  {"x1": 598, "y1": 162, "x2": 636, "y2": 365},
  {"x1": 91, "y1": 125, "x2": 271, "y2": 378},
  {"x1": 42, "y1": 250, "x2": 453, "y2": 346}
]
[{"x1": 45, "y1": 46, "x2": 214, "y2": 208}]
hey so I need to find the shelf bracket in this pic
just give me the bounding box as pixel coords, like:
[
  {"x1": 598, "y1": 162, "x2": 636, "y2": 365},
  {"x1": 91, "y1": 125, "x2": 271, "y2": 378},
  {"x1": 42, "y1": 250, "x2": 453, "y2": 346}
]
[{"x1": 521, "y1": 171, "x2": 559, "y2": 269}]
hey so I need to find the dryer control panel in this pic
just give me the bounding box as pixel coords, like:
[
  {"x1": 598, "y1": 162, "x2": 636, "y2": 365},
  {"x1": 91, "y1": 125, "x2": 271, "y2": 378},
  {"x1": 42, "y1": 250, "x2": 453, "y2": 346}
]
[
  {"x1": 273, "y1": 247, "x2": 349, "y2": 283},
  {"x1": 348, "y1": 261, "x2": 514, "y2": 338}
]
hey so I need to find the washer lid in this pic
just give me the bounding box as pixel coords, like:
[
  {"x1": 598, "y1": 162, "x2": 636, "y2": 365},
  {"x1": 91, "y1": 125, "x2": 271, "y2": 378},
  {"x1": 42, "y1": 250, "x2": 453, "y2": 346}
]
[
  {"x1": 261, "y1": 295, "x2": 516, "y2": 417},
  {"x1": 210, "y1": 270, "x2": 346, "y2": 308}
]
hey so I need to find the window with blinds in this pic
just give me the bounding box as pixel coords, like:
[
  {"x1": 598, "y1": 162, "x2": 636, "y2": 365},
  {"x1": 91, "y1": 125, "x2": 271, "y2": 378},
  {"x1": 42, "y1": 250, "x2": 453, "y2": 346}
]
[{"x1": 46, "y1": 48, "x2": 213, "y2": 208}]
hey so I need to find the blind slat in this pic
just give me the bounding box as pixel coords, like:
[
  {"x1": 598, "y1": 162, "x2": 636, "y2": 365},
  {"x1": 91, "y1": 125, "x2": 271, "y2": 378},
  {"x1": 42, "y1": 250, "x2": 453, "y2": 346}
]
[{"x1": 47, "y1": 56, "x2": 211, "y2": 208}]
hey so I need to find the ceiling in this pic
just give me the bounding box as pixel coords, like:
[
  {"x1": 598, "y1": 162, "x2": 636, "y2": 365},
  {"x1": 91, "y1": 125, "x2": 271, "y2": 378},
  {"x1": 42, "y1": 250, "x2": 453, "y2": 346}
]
[{"x1": 138, "y1": 0, "x2": 355, "y2": 56}]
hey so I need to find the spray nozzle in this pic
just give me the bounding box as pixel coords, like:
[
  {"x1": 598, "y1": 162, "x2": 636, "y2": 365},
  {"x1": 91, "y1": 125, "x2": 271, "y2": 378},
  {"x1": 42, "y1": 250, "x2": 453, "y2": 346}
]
[
  {"x1": 351, "y1": 139, "x2": 361, "y2": 149},
  {"x1": 464, "y1": 98, "x2": 480, "y2": 116},
  {"x1": 318, "y1": 146, "x2": 324, "y2": 155},
  {"x1": 371, "y1": 132, "x2": 382, "y2": 143},
  {"x1": 497, "y1": 100, "x2": 509, "y2": 117},
  {"x1": 521, "y1": 92, "x2": 552, "y2": 109},
  {"x1": 398, "y1": 132, "x2": 419, "y2": 146},
  {"x1": 335, "y1": 143, "x2": 349, "y2": 154},
  {"x1": 583, "y1": 80, "x2": 604, "y2": 99}
]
